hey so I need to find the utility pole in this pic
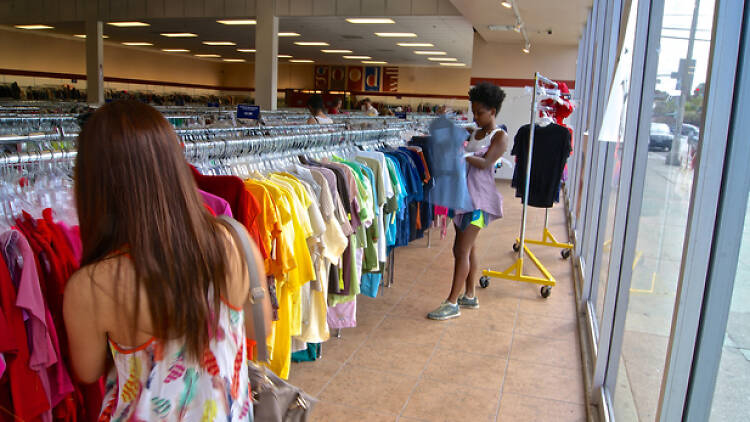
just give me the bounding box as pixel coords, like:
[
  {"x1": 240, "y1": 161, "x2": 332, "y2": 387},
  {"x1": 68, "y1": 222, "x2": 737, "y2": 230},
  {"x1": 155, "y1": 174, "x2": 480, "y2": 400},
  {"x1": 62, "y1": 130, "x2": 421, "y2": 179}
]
[{"x1": 666, "y1": 0, "x2": 700, "y2": 166}]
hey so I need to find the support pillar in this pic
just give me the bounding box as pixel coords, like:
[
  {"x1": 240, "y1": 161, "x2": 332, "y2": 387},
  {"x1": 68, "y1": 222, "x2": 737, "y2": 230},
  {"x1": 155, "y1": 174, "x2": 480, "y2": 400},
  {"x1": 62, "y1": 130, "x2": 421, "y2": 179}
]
[
  {"x1": 254, "y1": 0, "x2": 278, "y2": 110},
  {"x1": 85, "y1": 20, "x2": 104, "y2": 105}
]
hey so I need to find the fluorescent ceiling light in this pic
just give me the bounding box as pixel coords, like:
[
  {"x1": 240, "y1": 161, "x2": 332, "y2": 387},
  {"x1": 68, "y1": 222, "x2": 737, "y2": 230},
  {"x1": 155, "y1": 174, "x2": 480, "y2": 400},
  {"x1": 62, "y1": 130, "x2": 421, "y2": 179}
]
[
  {"x1": 14, "y1": 24, "x2": 54, "y2": 29},
  {"x1": 428, "y1": 57, "x2": 457, "y2": 61},
  {"x1": 122, "y1": 42, "x2": 153, "y2": 46},
  {"x1": 397, "y1": 42, "x2": 434, "y2": 47},
  {"x1": 237, "y1": 49, "x2": 256, "y2": 53},
  {"x1": 375, "y1": 32, "x2": 417, "y2": 37},
  {"x1": 321, "y1": 49, "x2": 353, "y2": 53},
  {"x1": 501, "y1": 1, "x2": 513, "y2": 8},
  {"x1": 160, "y1": 32, "x2": 197, "y2": 37},
  {"x1": 278, "y1": 32, "x2": 301, "y2": 37},
  {"x1": 362, "y1": 61, "x2": 387, "y2": 64},
  {"x1": 107, "y1": 22, "x2": 149, "y2": 27},
  {"x1": 74, "y1": 34, "x2": 109, "y2": 38},
  {"x1": 217, "y1": 19, "x2": 256, "y2": 25},
  {"x1": 294, "y1": 41, "x2": 329, "y2": 46},
  {"x1": 346, "y1": 18, "x2": 395, "y2": 24},
  {"x1": 414, "y1": 51, "x2": 447, "y2": 55},
  {"x1": 223, "y1": 58, "x2": 246, "y2": 62},
  {"x1": 195, "y1": 54, "x2": 221, "y2": 57},
  {"x1": 440, "y1": 63, "x2": 466, "y2": 67},
  {"x1": 202, "y1": 41, "x2": 236, "y2": 46},
  {"x1": 343, "y1": 55, "x2": 371, "y2": 59},
  {"x1": 278, "y1": 54, "x2": 293, "y2": 58},
  {"x1": 289, "y1": 59, "x2": 314, "y2": 63},
  {"x1": 162, "y1": 49, "x2": 189, "y2": 52}
]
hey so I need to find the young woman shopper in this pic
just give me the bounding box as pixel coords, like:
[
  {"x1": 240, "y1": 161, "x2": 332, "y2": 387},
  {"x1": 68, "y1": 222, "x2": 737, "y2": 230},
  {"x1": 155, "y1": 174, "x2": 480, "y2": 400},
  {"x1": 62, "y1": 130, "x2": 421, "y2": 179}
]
[
  {"x1": 306, "y1": 94, "x2": 334, "y2": 124},
  {"x1": 63, "y1": 100, "x2": 271, "y2": 420},
  {"x1": 428, "y1": 83, "x2": 508, "y2": 320}
]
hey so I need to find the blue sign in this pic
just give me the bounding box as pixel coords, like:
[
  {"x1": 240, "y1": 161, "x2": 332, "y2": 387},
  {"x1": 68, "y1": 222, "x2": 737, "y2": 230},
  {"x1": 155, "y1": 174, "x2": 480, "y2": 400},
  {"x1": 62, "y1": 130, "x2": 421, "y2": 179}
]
[
  {"x1": 207, "y1": 102, "x2": 220, "y2": 107},
  {"x1": 395, "y1": 112, "x2": 407, "y2": 119},
  {"x1": 237, "y1": 104, "x2": 260, "y2": 119}
]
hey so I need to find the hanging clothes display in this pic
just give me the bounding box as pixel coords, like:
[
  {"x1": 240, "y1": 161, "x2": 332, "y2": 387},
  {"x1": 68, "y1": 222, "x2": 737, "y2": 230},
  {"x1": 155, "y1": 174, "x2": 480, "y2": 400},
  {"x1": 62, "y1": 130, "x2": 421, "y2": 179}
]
[{"x1": 422, "y1": 115, "x2": 473, "y2": 212}]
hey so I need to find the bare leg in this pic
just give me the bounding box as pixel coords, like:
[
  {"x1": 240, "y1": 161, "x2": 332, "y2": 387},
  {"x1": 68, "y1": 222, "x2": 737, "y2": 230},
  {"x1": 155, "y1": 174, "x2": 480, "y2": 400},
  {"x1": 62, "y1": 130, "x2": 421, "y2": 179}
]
[
  {"x1": 448, "y1": 224, "x2": 481, "y2": 303},
  {"x1": 465, "y1": 245, "x2": 478, "y2": 298}
]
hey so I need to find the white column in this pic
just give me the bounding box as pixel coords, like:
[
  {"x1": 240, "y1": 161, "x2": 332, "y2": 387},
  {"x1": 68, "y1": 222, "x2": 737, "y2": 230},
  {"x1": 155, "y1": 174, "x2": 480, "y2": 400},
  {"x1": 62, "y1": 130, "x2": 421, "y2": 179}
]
[
  {"x1": 254, "y1": 0, "x2": 278, "y2": 110},
  {"x1": 85, "y1": 20, "x2": 104, "y2": 105}
]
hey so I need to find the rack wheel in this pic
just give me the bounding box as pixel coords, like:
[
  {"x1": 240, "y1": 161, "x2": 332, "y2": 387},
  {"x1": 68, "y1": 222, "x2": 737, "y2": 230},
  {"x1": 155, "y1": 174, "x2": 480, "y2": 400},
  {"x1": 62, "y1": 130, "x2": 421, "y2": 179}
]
[
  {"x1": 561, "y1": 249, "x2": 572, "y2": 259},
  {"x1": 512, "y1": 242, "x2": 520, "y2": 252},
  {"x1": 479, "y1": 276, "x2": 490, "y2": 288},
  {"x1": 540, "y1": 286, "x2": 552, "y2": 298}
]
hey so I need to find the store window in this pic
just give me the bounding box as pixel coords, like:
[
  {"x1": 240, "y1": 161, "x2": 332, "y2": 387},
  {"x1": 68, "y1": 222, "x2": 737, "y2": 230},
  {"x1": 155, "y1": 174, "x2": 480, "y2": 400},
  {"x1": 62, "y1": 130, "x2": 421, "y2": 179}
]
[{"x1": 613, "y1": 0, "x2": 716, "y2": 419}]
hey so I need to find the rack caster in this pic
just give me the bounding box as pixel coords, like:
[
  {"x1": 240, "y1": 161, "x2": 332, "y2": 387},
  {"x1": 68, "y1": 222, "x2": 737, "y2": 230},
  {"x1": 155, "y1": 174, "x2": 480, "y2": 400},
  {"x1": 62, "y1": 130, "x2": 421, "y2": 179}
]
[
  {"x1": 512, "y1": 242, "x2": 520, "y2": 252},
  {"x1": 561, "y1": 249, "x2": 572, "y2": 259},
  {"x1": 540, "y1": 286, "x2": 552, "y2": 298},
  {"x1": 479, "y1": 276, "x2": 490, "y2": 288}
]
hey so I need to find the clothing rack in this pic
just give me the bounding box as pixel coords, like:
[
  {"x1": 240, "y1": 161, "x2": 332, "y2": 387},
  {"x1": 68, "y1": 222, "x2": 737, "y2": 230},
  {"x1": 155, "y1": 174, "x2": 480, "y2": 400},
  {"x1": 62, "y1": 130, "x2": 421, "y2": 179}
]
[{"x1": 479, "y1": 72, "x2": 572, "y2": 298}]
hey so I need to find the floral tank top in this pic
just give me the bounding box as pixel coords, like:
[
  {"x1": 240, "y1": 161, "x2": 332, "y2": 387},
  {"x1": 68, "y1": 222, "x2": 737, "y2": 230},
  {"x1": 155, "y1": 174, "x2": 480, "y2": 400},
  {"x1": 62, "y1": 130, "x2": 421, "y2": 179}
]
[{"x1": 99, "y1": 298, "x2": 252, "y2": 421}]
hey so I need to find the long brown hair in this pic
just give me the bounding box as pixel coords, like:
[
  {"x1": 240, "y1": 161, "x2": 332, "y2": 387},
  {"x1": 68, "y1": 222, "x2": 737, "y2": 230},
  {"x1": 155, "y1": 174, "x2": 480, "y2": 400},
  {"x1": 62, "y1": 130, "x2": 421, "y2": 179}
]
[{"x1": 75, "y1": 100, "x2": 229, "y2": 361}]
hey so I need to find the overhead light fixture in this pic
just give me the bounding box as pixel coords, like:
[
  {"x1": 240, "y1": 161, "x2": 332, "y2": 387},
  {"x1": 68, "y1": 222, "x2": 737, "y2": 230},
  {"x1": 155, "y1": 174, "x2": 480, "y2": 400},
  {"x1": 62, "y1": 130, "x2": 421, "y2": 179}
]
[
  {"x1": 294, "y1": 41, "x2": 329, "y2": 46},
  {"x1": 321, "y1": 49, "x2": 353, "y2": 53},
  {"x1": 514, "y1": 20, "x2": 522, "y2": 32},
  {"x1": 289, "y1": 59, "x2": 314, "y2": 63},
  {"x1": 195, "y1": 54, "x2": 221, "y2": 57},
  {"x1": 343, "y1": 55, "x2": 372, "y2": 59},
  {"x1": 107, "y1": 22, "x2": 150, "y2": 27},
  {"x1": 501, "y1": 1, "x2": 513, "y2": 8},
  {"x1": 362, "y1": 61, "x2": 387, "y2": 64},
  {"x1": 160, "y1": 32, "x2": 197, "y2": 37},
  {"x1": 346, "y1": 18, "x2": 395, "y2": 24},
  {"x1": 202, "y1": 41, "x2": 236, "y2": 46},
  {"x1": 162, "y1": 49, "x2": 190, "y2": 52},
  {"x1": 217, "y1": 19, "x2": 257, "y2": 25},
  {"x1": 397, "y1": 42, "x2": 434, "y2": 47},
  {"x1": 74, "y1": 34, "x2": 109, "y2": 38},
  {"x1": 414, "y1": 51, "x2": 447, "y2": 55},
  {"x1": 487, "y1": 24, "x2": 515, "y2": 31},
  {"x1": 278, "y1": 54, "x2": 293, "y2": 58},
  {"x1": 223, "y1": 58, "x2": 246, "y2": 62},
  {"x1": 237, "y1": 49, "x2": 256, "y2": 53},
  {"x1": 522, "y1": 44, "x2": 531, "y2": 54},
  {"x1": 14, "y1": 24, "x2": 54, "y2": 30},
  {"x1": 122, "y1": 42, "x2": 153, "y2": 46},
  {"x1": 440, "y1": 63, "x2": 466, "y2": 67},
  {"x1": 278, "y1": 32, "x2": 301, "y2": 37},
  {"x1": 375, "y1": 32, "x2": 417, "y2": 38},
  {"x1": 428, "y1": 57, "x2": 458, "y2": 61}
]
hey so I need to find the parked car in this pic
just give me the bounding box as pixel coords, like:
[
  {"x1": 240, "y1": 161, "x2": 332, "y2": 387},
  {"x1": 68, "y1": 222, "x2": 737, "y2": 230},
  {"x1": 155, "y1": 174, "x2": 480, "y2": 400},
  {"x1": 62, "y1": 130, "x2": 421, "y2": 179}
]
[
  {"x1": 681, "y1": 123, "x2": 700, "y2": 146},
  {"x1": 649, "y1": 122, "x2": 674, "y2": 151}
]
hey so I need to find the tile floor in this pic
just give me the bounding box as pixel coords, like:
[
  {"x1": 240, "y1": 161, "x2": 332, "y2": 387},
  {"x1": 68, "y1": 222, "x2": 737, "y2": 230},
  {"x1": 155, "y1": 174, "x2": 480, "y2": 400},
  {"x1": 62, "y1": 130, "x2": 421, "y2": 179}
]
[{"x1": 289, "y1": 181, "x2": 587, "y2": 421}]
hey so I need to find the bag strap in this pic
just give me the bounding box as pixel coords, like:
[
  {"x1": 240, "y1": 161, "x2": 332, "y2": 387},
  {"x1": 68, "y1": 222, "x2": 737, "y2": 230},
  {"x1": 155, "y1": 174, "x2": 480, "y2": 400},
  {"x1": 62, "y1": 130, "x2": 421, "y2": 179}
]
[{"x1": 217, "y1": 215, "x2": 269, "y2": 362}]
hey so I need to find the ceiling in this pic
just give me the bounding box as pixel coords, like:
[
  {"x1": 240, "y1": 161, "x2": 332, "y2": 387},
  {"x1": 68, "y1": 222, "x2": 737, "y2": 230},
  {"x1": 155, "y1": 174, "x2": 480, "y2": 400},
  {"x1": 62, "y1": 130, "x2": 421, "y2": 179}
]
[
  {"x1": 450, "y1": 0, "x2": 592, "y2": 46},
  {"x1": 41, "y1": 16, "x2": 474, "y2": 67}
]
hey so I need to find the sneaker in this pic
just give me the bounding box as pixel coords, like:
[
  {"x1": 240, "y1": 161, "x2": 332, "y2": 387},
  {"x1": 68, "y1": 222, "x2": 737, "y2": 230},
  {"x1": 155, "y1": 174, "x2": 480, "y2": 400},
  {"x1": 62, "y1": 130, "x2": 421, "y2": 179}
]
[
  {"x1": 458, "y1": 294, "x2": 479, "y2": 309},
  {"x1": 427, "y1": 301, "x2": 461, "y2": 320}
]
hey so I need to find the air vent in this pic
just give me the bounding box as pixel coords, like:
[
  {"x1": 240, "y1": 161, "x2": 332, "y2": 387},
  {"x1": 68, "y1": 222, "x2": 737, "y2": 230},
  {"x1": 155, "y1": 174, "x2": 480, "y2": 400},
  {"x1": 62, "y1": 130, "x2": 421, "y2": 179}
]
[{"x1": 341, "y1": 35, "x2": 363, "y2": 40}]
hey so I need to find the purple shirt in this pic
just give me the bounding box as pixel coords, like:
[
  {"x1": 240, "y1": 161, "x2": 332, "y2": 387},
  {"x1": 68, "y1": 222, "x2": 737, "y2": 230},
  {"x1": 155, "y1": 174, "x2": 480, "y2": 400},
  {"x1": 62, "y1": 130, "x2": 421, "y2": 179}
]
[
  {"x1": 464, "y1": 146, "x2": 504, "y2": 223},
  {"x1": 199, "y1": 189, "x2": 233, "y2": 217}
]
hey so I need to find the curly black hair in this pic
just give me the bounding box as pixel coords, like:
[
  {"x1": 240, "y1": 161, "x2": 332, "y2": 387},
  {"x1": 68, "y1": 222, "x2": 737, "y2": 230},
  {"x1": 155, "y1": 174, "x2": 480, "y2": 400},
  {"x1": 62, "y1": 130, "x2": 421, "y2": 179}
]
[
  {"x1": 307, "y1": 94, "x2": 324, "y2": 112},
  {"x1": 468, "y1": 82, "x2": 506, "y2": 115}
]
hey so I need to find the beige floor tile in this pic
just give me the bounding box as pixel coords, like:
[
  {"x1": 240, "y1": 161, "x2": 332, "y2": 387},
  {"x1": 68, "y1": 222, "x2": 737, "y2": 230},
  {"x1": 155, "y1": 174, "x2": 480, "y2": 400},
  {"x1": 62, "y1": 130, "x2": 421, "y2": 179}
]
[
  {"x1": 503, "y1": 360, "x2": 585, "y2": 404},
  {"x1": 318, "y1": 364, "x2": 418, "y2": 415},
  {"x1": 423, "y1": 349, "x2": 506, "y2": 391},
  {"x1": 515, "y1": 312, "x2": 577, "y2": 339},
  {"x1": 388, "y1": 295, "x2": 445, "y2": 321},
  {"x1": 438, "y1": 324, "x2": 513, "y2": 358},
  {"x1": 497, "y1": 393, "x2": 586, "y2": 422},
  {"x1": 349, "y1": 335, "x2": 435, "y2": 377},
  {"x1": 288, "y1": 358, "x2": 343, "y2": 396},
  {"x1": 401, "y1": 378, "x2": 500, "y2": 422},
  {"x1": 310, "y1": 401, "x2": 398, "y2": 422},
  {"x1": 509, "y1": 333, "x2": 582, "y2": 370},
  {"x1": 369, "y1": 315, "x2": 448, "y2": 347},
  {"x1": 446, "y1": 304, "x2": 517, "y2": 334},
  {"x1": 518, "y1": 293, "x2": 578, "y2": 319},
  {"x1": 320, "y1": 335, "x2": 368, "y2": 363}
]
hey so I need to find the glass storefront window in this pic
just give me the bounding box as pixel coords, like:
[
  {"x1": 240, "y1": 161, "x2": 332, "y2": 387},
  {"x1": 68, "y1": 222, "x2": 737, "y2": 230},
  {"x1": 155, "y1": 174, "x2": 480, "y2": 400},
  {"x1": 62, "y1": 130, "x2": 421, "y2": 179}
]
[{"x1": 613, "y1": 0, "x2": 716, "y2": 419}]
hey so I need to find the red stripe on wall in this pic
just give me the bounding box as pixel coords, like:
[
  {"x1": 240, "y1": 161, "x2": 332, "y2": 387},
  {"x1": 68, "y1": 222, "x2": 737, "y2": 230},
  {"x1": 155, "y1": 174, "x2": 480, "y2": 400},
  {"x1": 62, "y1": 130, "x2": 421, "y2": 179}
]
[{"x1": 470, "y1": 77, "x2": 576, "y2": 89}]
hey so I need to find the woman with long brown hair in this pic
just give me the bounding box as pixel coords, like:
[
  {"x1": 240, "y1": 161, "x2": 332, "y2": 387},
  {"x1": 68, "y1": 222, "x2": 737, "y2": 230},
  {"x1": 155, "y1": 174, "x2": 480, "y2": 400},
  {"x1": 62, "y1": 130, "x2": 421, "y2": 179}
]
[{"x1": 63, "y1": 100, "x2": 271, "y2": 421}]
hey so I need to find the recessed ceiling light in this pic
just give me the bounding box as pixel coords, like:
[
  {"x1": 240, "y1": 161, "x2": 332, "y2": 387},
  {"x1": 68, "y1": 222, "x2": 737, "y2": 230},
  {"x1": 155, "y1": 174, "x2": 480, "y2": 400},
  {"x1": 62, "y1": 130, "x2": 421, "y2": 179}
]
[
  {"x1": 346, "y1": 18, "x2": 395, "y2": 24},
  {"x1": 289, "y1": 59, "x2": 314, "y2": 63},
  {"x1": 501, "y1": 1, "x2": 513, "y2": 9},
  {"x1": 107, "y1": 22, "x2": 149, "y2": 27},
  {"x1": 362, "y1": 61, "x2": 387, "y2": 64},
  {"x1": 14, "y1": 24, "x2": 54, "y2": 29},
  {"x1": 440, "y1": 63, "x2": 466, "y2": 67},
  {"x1": 321, "y1": 49, "x2": 353, "y2": 53},
  {"x1": 278, "y1": 32, "x2": 301, "y2": 37},
  {"x1": 74, "y1": 34, "x2": 110, "y2": 38},
  {"x1": 375, "y1": 32, "x2": 417, "y2": 37},
  {"x1": 122, "y1": 42, "x2": 153, "y2": 46},
  {"x1": 414, "y1": 51, "x2": 447, "y2": 55},
  {"x1": 160, "y1": 32, "x2": 197, "y2": 38},
  {"x1": 397, "y1": 42, "x2": 434, "y2": 47},
  {"x1": 343, "y1": 55, "x2": 372, "y2": 59},
  {"x1": 278, "y1": 54, "x2": 293, "y2": 58},
  {"x1": 162, "y1": 49, "x2": 190, "y2": 52},
  {"x1": 217, "y1": 19, "x2": 257, "y2": 25},
  {"x1": 202, "y1": 41, "x2": 236, "y2": 46},
  {"x1": 237, "y1": 49, "x2": 256, "y2": 53},
  {"x1": 195, "y1": 54, "x2": 221, "y2": 58},
  {"x1": 223, "y1": 58, "x2": 246, "y2": 62},
  {"x1": 428, "y1": 57, "x2": 458, "y2": 61},
  {"x1": 294, "y1": 41, "x2": 329, "y2": 46}
]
